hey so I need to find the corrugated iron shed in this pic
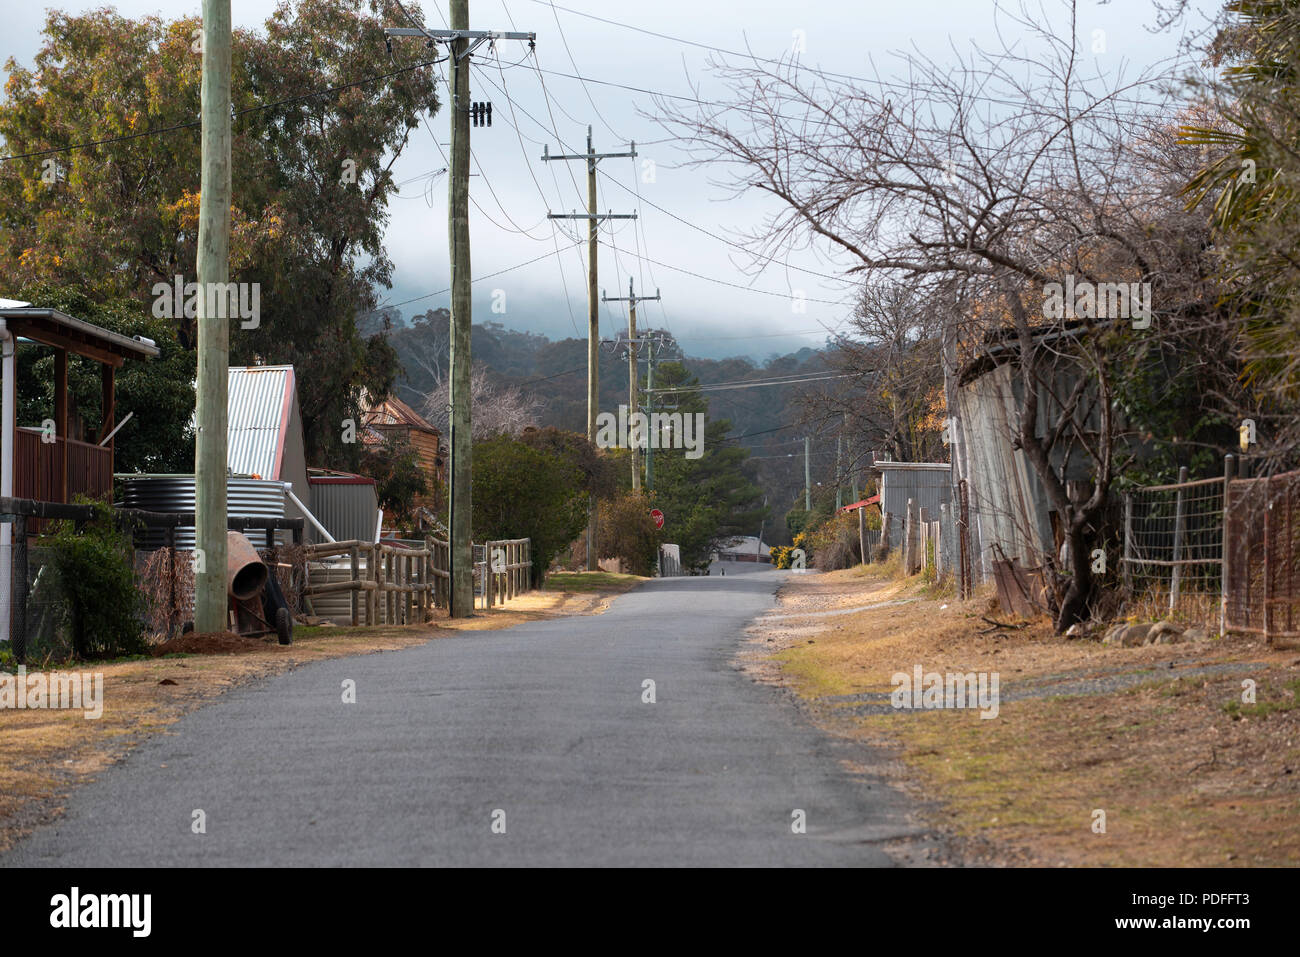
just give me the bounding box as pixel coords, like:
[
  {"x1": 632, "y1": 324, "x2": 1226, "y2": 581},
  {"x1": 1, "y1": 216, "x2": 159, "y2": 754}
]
[
  {"x1": 228, "y1": 365, "x2": 295, "y2": 478},
  {"x1": 308, "y1": 469, "x2": 378, "y2": 545},
  {"x1": 872, "y1": 461, "x2": 953, "y2": 548}
]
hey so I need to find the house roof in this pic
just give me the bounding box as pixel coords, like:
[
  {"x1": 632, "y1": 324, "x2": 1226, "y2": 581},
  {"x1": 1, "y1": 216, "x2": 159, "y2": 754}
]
[
  {"x1": 0, "y1": 304, "x2": 160, "y2": 367},
  {"x1": 362, "y1": 393, "x2": 439, "y2": 434},
  {"x1": 308, "y1": 467, "x2": 376, "y2": 486},
  {"x1": 228, "y1": 365, "x2": 296, "y2": 479}
]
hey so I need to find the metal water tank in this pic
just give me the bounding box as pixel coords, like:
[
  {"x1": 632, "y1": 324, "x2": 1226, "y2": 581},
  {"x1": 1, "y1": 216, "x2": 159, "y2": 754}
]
[{"x1": 120, "y1": 476, "x2": 290, "y2": 550}]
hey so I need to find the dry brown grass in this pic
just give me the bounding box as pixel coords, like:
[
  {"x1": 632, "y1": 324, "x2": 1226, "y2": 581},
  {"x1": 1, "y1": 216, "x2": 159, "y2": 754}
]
[{"x1": 741, "y1": 564, "x2": 1300, "y2": 867}]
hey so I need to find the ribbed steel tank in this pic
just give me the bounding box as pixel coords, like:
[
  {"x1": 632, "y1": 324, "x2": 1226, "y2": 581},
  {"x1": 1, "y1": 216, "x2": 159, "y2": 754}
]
[{"x1": 120, "y1": 476, "x2": 290, "y2": 550}]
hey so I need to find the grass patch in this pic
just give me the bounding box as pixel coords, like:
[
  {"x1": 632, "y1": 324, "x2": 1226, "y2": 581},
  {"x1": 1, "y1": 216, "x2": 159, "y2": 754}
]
[
  {"x1": 1223, "y1": 678, "x2": 1300, "y2": 720},
  {"x1": 542, "y1": 571, "x2": 644, "y2": 592}
]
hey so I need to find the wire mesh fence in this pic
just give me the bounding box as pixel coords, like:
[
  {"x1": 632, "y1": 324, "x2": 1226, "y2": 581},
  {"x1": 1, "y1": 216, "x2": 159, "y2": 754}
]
[{"x1": 1122, "y1": 474, "x2": 1224, "y2": 627}]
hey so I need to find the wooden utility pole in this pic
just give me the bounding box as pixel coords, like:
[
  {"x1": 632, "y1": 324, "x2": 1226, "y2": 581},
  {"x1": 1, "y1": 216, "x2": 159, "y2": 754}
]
[
  {"x1": 447, "y1": 0, "x2": 473, "y2": 616},
  {"x1": 601, "y1": 278, "x2": 660, "y2": 490},
  {"x1": 386, "y1": 9, "x2": 534, "y2": 616},
  {"x1": 644, "y1": 343, "x2": 658, "y2": 492},
  {"x1": 544, "y1": 128, "x2": 635, "y2": 569},
  {"x1": 804, "y1": 436, "x2": 812, "y2": 511},
  {"x1": 835, "y1": 433, "x2": 843, "y2": 510},
  {"x1": 194, "y1": 0, "x2": 232, "y2": 633}
]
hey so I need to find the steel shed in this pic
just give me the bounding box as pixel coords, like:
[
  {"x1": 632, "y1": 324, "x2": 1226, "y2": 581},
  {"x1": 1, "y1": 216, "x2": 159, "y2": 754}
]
[{"x1": 873, "y1": 461, "x2": 953, "y2": 548}]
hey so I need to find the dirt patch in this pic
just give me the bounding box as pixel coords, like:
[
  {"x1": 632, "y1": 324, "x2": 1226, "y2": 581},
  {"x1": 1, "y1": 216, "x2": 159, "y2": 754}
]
[
  {"x1": 152, "y1": 631, "x2": 271, "y2": 656},
  {"x1": 744, "y1": 565, "x2": 1300, "y2": 867}
]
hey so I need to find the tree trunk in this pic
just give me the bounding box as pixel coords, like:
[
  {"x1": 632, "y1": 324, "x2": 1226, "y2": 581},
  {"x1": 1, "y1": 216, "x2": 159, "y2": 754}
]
[{"x1": 1056, "y1": 521, "x2": 1093, "y2": 632}]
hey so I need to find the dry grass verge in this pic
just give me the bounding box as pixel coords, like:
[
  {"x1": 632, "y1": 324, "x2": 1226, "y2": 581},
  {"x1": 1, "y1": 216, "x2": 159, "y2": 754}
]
[{"x1": 741, "y1": 566, "x2": 1300, "y2": 867}]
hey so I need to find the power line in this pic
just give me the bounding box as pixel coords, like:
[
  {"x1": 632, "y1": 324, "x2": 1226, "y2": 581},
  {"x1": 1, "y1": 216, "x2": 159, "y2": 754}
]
[
  {"x1": 486, "y1": 42, "x2": 584, "y2": 337},
  {"x1": 517, "y1": 365, "x2": 584, "y2": 385},
  {"x1": 525, "y1": 0, "x2": 1191, "y2": 112},
  {"x1": 596, "y1": 240, "x2": 849, "y2": 304},
  {"x1": 647, "y1": 371, "x2": 855, "y2": 394},
  {"x1": 542, "y1": 0, "x2": 624, "y2": 142},
  {"x1": 380, "y1": 242, "x2": 581, "y2": 309},
  {"x1": 674, "y1": 328, "x2": 839, "y2": 341},
  {"x1": 471, "y1": 58, "x2": 857, "y2": 289}
]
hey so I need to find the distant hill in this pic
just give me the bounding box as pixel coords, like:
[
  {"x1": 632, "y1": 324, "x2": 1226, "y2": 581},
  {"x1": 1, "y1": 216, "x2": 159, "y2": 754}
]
[{"x1": 371, "y1": 307, "x2": 846, "y2": 543}]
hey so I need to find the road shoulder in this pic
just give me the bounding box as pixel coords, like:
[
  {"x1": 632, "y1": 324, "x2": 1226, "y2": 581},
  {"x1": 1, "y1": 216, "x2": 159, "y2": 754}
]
[{"x1": 742, "y1": 566, "x2": 1300, "y2": 866}]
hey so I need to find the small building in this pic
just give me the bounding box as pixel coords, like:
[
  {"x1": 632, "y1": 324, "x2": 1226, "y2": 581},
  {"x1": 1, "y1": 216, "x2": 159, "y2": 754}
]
[
  {"x1": 361, "y1": 392, "x2": 444, "y2": 486},
  {"x1": 0, "y1": 299, "x2": 159, "y2": 643},
  {"x1": 871, "y1": 460, "x2": 953, "y2": 549},
  {"x1": 227, "y1": 364, "x2": 311, "y2": 529},
  {"x1": 716, "y1": 535, "x2": 771, "y2": 563},
  {"x1": 308, "y1": 468, "x2": 378, "y2": 544}
]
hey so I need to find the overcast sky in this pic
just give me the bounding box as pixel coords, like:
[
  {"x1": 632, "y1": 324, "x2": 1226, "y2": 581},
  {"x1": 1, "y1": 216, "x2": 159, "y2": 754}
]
[{"x1": 3, "y1": 0, "x2": 1222, "y2": 359}]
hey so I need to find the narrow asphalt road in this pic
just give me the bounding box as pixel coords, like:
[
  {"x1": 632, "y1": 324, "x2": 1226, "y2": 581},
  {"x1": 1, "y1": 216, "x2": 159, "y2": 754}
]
[{"x1": 4, "y1": 568, "x2": 925, "y2": 866}]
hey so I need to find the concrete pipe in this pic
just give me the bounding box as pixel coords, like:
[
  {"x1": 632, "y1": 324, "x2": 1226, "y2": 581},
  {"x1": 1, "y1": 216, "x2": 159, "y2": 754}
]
[{"x1": 227, "y1": 531, "x2": 269, "y2": 600}]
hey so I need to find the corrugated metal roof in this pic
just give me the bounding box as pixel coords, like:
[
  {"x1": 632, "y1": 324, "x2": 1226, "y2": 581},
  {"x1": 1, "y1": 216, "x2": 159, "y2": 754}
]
[
  {"x1": 873, "y1": 461, "x2": 951, "y2": 471},
  {"x1": 362, "y1": 393, "x2": 439, "y2": 433},
  {"x1": 227, "y1": 366, "x2": 294, "y2": 478}
]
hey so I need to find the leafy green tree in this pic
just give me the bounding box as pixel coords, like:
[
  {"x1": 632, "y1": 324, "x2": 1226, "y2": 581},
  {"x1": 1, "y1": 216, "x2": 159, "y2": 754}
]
[
  {"x1": 360, "y1": 434, "x2": 427, "y2": 523},
  {"x1": 649, "y1": 362, "x2": 768, "y2": 572},
  {"x1": 472, "y1": 432, "x2": 599, "y2": 585},
  {"x1": 0, "y1": 1, "x2": 438, "y2": 466},
  {"x1": 1182, "y1": 0, "x2": 1300, "y2": 459}
]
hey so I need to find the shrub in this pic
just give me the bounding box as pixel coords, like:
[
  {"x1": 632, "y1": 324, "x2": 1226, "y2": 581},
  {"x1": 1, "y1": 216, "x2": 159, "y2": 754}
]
[
  {"x1": 43, "y1": 501, "x2": 148, "y2": 659},
  {"x1": 808, "y1": 511, "x2": 866, "y2": 571},
  {"x1": 598, "y1": 491, "x2": 660, "y2": 576}
]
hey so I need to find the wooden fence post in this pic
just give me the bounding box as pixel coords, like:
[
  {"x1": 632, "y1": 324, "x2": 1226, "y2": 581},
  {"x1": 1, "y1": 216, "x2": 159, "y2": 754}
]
[
  {"x1": 857, "y1": 506, "x2": 867, "y2": 565},
  {"x1": 918, "y1": 506, "x2": 932, "y2": 573},
  {"x1": 1123, "y1": 492, "x2": 1134, "y2": 594},
  {"x1": 903, "y1": 499, "x2": 917, "y2": 574},
  {"x1": 166, "y1": 524, "x2": 178, "y2": 640},
  {"x1": 350, "y1": 544, "x2": 360, "y2": 627},
  {"x1": 1169, "y1": 466, "x2": 1189, "y2": 615},
  {"x1": 12, "y1": 514, "x2": 27, "y2": 664}
]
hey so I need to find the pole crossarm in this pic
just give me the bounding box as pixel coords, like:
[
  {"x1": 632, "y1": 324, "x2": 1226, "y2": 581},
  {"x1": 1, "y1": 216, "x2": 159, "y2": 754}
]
[
  {"x1": 548, "y1": 212, "x2": 637, "y2": 221},
  {"x1": 602, "y1": 281, "x2": 661, "y2": 306},
  {"x1": 384, "y1": 26, "x2": 534, "y2": 63},
  {"x1": 541, "y1": 144, "x2": 636, "y2": 164},
  {"x1": 384, "y1": 28, "x2": 535, "y2": 39}
]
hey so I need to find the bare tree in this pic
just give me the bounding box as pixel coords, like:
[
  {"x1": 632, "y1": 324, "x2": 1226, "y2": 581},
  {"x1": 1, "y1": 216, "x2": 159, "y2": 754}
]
[
  {"x1": 422, "y1": 362, "x2": 543, "y2": 440},
  {"x1": 798, "y1": 280, "x2": 947, "y2": 470},
  {"x1": 657, "y1": 0, "x2": 1221, "y2": 630}
]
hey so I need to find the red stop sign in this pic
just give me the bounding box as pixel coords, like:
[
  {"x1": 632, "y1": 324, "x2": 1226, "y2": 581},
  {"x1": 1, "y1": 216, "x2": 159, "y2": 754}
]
[{"x1": 651, "y1": 509, "x2": 665, "y2": 529}]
